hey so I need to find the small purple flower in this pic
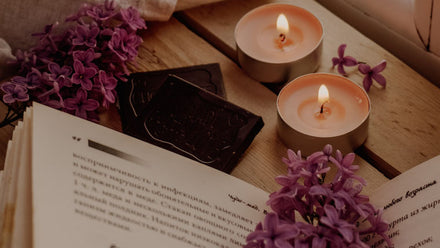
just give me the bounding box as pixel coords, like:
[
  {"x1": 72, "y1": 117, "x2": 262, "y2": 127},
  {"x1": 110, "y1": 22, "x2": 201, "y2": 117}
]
[
  {"x1": 246, "y1": 212, "x2": 299, "y2": 248},
  {"x1": 64, "y1": 88, "x2": 99, "y2": 119},
  {"x1": 47, "y1": 62, "x2": 72, "y2": 87},
  {"x1": 86, "y1": 5, "x2": 116, "y2": 21},
  {"x1": 311, "y1": 226, "x2": 331, "y2": 248},
  {"x1": 72, "y1": 24, "x2": 100, "y2": 48},
  {"x1": 108, "y1": 28, "x2": 142, "y2": 61},
  {"x1": 120, "y1": 7, "x2": 147, "y2": 31},
  {"x1": 358, "y1": 60, "x2": 387, "y2": 92},
  {"x1": 10, "y1": 76, "x2": 27, "y2": 86},
  {"x1": 1, "y1": 83, "x2": 29, "y2": 103},
  {"x1": 282, "y1": 149, "x2": 306, "y2": 173},
  {"x1": 95, "y1": 70, "x2": 117, "y2": 107},
  {"x1": 320, "y1": 205, "x2": 356, "y2": 243},
  {"x1": 360, "y1": 208, "x2": 392, "y2": 247},
  {"x1": 72, "y1": 61, "x2": 97, "y2": 90},
  {"x1": 25, "y1": 68, "x2": 43, "y2": 89},
  {"x1": 332, "y1": 44, "x2": 358, "y2": 76},
  {"x1": 37, "y1": 79, "x2": 64, "y2": 104},
  {"x1": 73, "y1": 48, "x2": 100, "y2": 69},
  {"x1": 330, "y1": 150, "x2": 366, "y2": 186},
  {"x1": 267, "y1": 184, "x2": 307, "y2": 222}
]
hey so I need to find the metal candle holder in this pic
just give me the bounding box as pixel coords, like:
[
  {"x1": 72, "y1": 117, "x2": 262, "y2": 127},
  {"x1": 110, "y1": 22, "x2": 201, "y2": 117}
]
[{"x1": 235, "y1": 4, "x2": 324, "y2": 83}]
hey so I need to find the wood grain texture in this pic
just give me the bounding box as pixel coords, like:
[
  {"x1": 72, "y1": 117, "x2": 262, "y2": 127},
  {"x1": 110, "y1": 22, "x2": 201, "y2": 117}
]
[
  {"x1": 177, "y1": 0, "x2": 440, "y2": 177},
  {"x1": 120, "y1": 18, "x2": 388, "y2": 194}
]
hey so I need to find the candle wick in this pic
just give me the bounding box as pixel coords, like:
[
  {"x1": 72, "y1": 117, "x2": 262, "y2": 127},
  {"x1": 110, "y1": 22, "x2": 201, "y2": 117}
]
[
  {"x1": 319, "y1": 101, "x2": 327, "y2": 114},
  {"x1": 279, "y1": 33, "x2": 286, "y2": 43}
]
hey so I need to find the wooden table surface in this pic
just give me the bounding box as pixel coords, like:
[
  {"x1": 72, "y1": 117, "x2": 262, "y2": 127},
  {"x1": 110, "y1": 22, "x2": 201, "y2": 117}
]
[{"x1": 2, "y1": 0, "x2": 440, "y2": 197}]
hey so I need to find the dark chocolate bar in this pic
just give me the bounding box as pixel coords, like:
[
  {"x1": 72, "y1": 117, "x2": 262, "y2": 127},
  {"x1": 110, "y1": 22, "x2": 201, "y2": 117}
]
[
  {"x1": 123, "y1": 75, "x2": 264, "y2": 173},
  {"x1": 117, "y1": 63, "x2": 225, "y2": 129}
]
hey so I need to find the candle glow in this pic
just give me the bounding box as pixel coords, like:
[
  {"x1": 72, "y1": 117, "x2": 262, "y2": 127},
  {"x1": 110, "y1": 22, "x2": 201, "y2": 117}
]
[
  {"x1": 317, "y1": 84, "x2": 330, "y2": 115},
  {"x1": 276, "y1": 13, "x2": 293, "y2": 49},
  {"x1": 276, "y1": 14, "x2": 289, "y2": 35},
  {"x1": 318, "y1": 84, "x2": 329, "y2": 104}
]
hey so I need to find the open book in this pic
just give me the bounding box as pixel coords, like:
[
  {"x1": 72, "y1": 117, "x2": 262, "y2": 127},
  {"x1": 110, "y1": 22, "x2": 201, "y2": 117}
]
[
  {"x1": 0, "y1": 103, "x2": 268, "y2": 248},
  {"x1": 0, "y1": 103, "x2": 440, "y2": 247},
  {"x1": 365, "y1": 155, "x2": 440, "y2": 248}
]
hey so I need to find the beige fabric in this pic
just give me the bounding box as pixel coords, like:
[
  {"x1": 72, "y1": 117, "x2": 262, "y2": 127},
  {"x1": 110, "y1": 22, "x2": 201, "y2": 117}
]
[
  {"x1": 117, "y1": 0, "x2": 177, "y2": 21},
  {"x1": 175, "y1": 0, "x2": 223, "y2": 11},
  {"x1": 0, "y1": 38, "x2": 14, "y2": 79}
]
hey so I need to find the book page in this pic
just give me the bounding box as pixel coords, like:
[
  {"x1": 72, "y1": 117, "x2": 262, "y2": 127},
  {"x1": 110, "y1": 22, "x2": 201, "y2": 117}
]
[
  {"x1": 11, "y1": 108, "x2": 33, "y2": 248},
  {"x1": 31, "y1": 103, "x2": 268, "y2": 248},
  {"x1": 0, "y1": 122, "x2": 23, "y2": 248},
  {"x1": 366, "y1": 155, "x2": 440, "y2": 248}
]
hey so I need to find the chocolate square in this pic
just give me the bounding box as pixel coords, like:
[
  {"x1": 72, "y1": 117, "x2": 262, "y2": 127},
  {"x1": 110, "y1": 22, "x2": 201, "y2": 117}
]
[
  {"x1": 117, "y1": 63, "x2": 225, "y2": 129},
  {"x1": 124, "y1": 75, "x2": 264, "y2": 173}
]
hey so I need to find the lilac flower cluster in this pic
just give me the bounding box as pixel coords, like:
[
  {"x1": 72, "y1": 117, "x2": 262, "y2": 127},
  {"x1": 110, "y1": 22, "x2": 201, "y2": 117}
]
[
  {"x1": 332, "y1": 44, "x2": 386, "y2": 92},
  {"x1": 244, "y1": 145, "x2": 392, "y2": 248},
  {"x1": 1, "y1": 0, "x2": 145, "y2": 121}
]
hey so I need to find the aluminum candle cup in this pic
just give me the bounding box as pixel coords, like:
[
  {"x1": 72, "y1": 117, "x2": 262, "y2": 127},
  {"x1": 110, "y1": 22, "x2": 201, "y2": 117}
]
[
  {"x1": 277, "y1": 73, "x2": 370, "y2": 155},
  {"x1": 235, "y1": 3, "x2": 323, "y2": 83}
]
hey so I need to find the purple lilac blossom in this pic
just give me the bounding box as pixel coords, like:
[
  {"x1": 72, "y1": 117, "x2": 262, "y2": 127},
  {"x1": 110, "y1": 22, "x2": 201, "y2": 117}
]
[
  {"x1": 86, "y1": 5, "x2": 116, "y2": 21},
  {"x1": 320, "y1": 205, "x2": 356, "y2": 242},
  {"x1": 120, "y1": 7, "x2": 147, "y2": 30},
  {"x1": 332, "y1": 44, "x2": 358, "y2": 76},
  {"x1": 0, "y1": 0, "x2": 145, "y2": 122},
  {"x1": 72, "y1": 61, "x2": 97, "y2": 90},
  {"x1": 47, "y1": 62, "x2": 72, "y2": 87},
  {"x1": 72, "y1": 24, "x2": 100, "y2": 47},
  {"x1": 245, "y1": 212, "x2": 299, "y2": 248},
  {"x1": 244, "y1": 145, "x2": 393, "y2": 248},
  {"x1": 108, "y1": 28, "x2": 142, "y2": 61},
  {"x1": 95, "y1": 70, "x2": 117, "y2": 107},
  {"x1": 358, "y1": 60, "x2": 387, "y2": 92},
  {"x1": 24, "y1": 68, "x2": 42, "y2": 89},
  {"x1": 1, "y1": 83, "x2": 29, "y2": 103},
  {"x1": 72, "y1": 48, "x2": 99, "y2": 69},
  {"x1": 10, "y1": 76, "x2": 27, "y2": 86},
  {"x1": 64, "y1": 88, "x2": 99, "y2": 119},
  {"x1": 14, "y1": 50, "x2": 37, "y2": 73}
]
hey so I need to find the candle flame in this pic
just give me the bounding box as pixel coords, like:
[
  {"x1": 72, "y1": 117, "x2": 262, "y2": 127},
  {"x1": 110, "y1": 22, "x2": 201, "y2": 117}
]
[
  {"x1": 276, "y1": 14, "x2": 289, "y2": 35},
  {"x1": 318, "y1": 84, "x2": 329, "y2": 104}
]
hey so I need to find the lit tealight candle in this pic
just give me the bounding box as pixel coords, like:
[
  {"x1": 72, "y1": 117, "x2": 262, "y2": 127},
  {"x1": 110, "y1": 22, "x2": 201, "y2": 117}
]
[
  {"x1": 277, "y1": 73, "x2": 370, "y2": 155},
  {"x1": 235, "y1": 4, "x2": 323, "y2": 83}
]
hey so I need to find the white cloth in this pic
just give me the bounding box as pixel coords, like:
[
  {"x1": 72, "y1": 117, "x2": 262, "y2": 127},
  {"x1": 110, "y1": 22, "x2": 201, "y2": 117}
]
[{"x1": 0, "y1": 38, "x2": 15, "y2": 79}]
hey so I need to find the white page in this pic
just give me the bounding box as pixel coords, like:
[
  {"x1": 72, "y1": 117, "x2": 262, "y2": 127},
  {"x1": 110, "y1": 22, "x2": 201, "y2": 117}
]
[
  {"x1": 0, "y1": 122, "x2": 23, "y2": 248},
  {"x1": 11, "y1": 108, "x2": 33, "y2": 248},
  {"x1": 31, "y1": 103, "x2": 269, "y2": 248},
  {"x1": 367, "y1": 155, "x2": 440, "y2": 247},
  {"x1": 0, "y1": 144, "x2": 8, "y2": 221},
  {"x1": 0, "y1": 141, "x2": 13, "y2": 244}
]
